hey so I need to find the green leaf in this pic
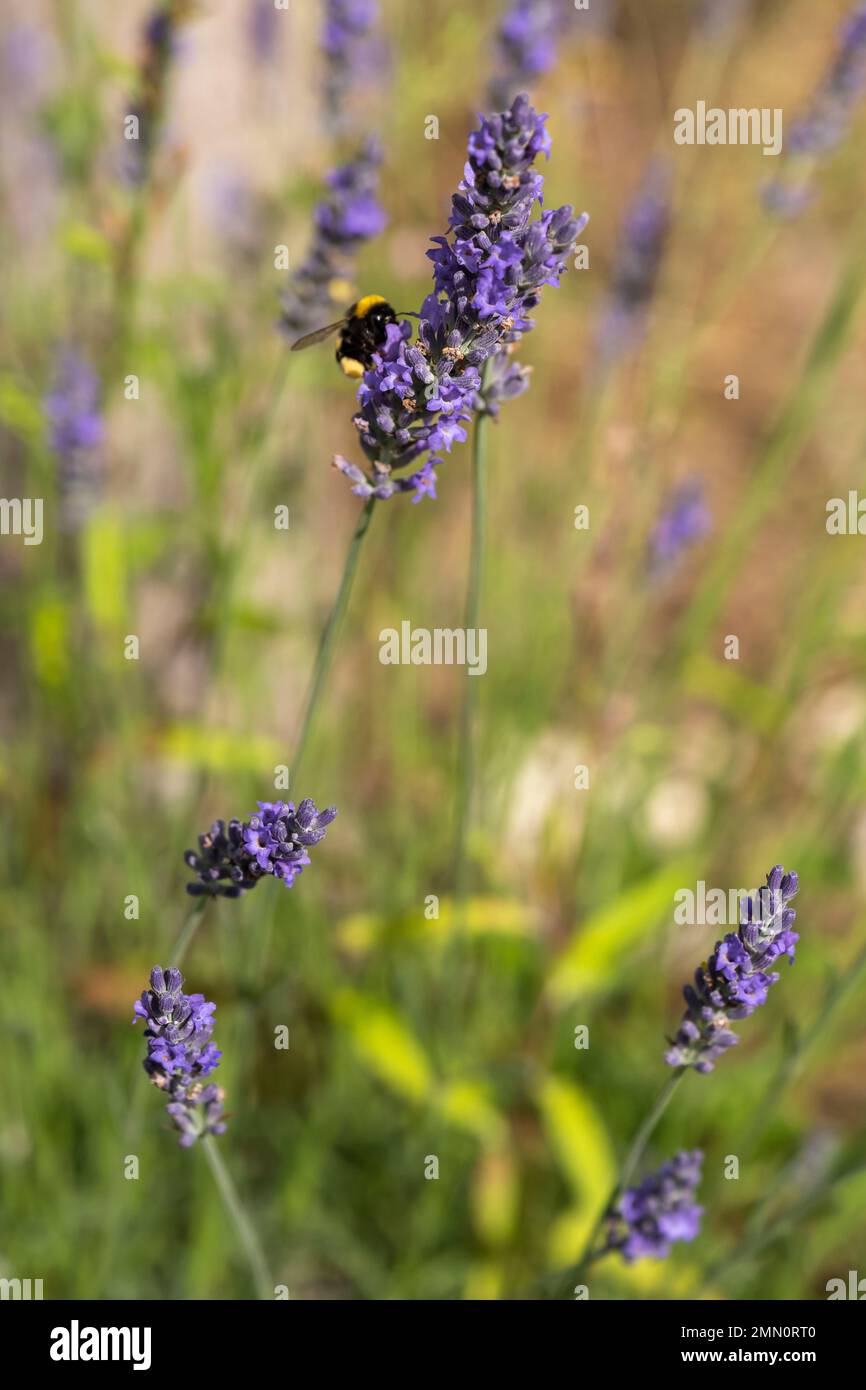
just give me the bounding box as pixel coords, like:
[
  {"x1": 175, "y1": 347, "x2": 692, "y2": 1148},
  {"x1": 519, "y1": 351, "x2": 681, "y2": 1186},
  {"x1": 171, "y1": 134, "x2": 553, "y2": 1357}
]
[
  {"x1": 548, "y1": 860, "x2": 696, "y2": 1005},
  {"x1": 336, "y1": 895, "x2": 533, "y2": 957},
  {"x1": 82, "y1": 511, "x2": 127, "y2": 634},
  {"x1": 332, "y1": 990, "x2": 433, "y2": 1103},
  {"x1": 684, "y1": 653, "x2": 783, "y2": 734},
  {"x1": 158, "y1": 724, "x2": 282, "y2": 773},
  {"x1": 59, "y1": 221, "x2": 112, "y2": 266},
  {"x1": 435, "y1": 1080, "x2": 504, "y2": 1141},
  {"x1": 536, "y1": 1075, "x2": 615, "y2": 1211}
]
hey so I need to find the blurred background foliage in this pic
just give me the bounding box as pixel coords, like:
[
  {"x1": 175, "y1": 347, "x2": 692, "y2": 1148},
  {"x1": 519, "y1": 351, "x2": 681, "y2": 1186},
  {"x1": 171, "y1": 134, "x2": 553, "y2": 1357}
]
[{"x1": 2, "y1": 0, "x2": 866, "y2": 1300}]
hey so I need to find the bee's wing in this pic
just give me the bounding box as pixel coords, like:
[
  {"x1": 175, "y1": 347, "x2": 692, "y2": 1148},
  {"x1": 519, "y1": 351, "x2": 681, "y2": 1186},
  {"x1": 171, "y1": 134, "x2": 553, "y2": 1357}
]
[{"x1": 290, "y1": 319, "x2": 347, "y2": 352}]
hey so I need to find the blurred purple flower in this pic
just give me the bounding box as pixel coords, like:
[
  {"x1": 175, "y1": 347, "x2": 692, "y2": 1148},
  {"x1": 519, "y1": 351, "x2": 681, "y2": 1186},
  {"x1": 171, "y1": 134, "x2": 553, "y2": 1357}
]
[
  {"x1": 280, "y1": 139, "x2": 386, "y2": 338},
  {"x1": 185, "y1": 798, "x2": 337, "y2": 898},
  {"x1": 134, "y1": 966, "x2": 227, "y2": 1147},
  {"x1": 488, "y1": 0, "x2": 572, "y2": 110},
  {"x1": 335, "y1": 94, "x2": 587, "y2": 502},
  {"x1": 665, "y1": 865, "x2": 800, "y2": 1073},
  {"x1": 322, "y1": 0, "x2": 379, "y2": 133},
  {"x1": 764, "y1": 5, "x2": 866, "y2": 215},
  {"x1": 248, "y1": 0, "x2": 280, "y2": 64},
  {"x1": 44, "y1": 350, "x2": 104, "y2": 529},
  {"x1": 120, "y1": 3, "x2": 186, "y2": 187},
  {"x1": 1, "y1": 24, "x2": 52, "y2": 106},
  {"x1": 648, "y1": 480, "x2": 710, "y2": 577},
  {"x1": 605, "y1": 1151, "x2": 704, "y2": 1262},
  {"x1": 595, "y1": 163, "x2": 671, "y2": 369}
]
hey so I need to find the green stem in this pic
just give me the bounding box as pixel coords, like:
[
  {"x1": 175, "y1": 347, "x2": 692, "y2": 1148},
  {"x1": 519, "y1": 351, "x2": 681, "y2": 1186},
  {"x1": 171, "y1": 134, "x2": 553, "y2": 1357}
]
[
  {"x1": 290, "y1": 496, "x2": 376, "y2": 785},
  {"x1": 454, "y1": 392, "x2": 491, "y2": 912},
  {"x1": 201, "y1": 1136, "x2": 272, "y2": 1301},
  {"x1": 569, "y1": 1068, "x2": 688, "y2": 1287},
  {"x1": 168, "y1": 895, "x2": 211, "y2": 971}
]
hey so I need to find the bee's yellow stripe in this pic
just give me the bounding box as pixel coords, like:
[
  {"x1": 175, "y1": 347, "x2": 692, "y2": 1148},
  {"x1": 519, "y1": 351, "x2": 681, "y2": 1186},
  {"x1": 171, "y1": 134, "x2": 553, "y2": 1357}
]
[{"x1": 353, "y1": 294, "x2": 387, "y2": 319}]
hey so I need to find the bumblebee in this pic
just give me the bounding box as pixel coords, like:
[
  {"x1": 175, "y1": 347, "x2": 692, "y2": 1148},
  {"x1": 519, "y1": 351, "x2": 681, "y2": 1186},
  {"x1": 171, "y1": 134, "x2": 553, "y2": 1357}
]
[{"x1": 290, "y1": 295, "x2": 397, "y2": 379}]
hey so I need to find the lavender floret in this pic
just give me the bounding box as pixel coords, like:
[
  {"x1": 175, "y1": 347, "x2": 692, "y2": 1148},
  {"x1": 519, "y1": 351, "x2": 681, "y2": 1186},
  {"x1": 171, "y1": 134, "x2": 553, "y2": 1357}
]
[
  {"x1": 134, "y1": 967, "x2": 228, "y2": 1146},
  {"x1": 665, "y1": 866, "x2": 800, "y2": 1072},
  {"x1": 280, "y1": 139, "x2": 386, "y2": 339},
  {"x1": 334, "y1": 94, "x2": 587, "y2": 502},
  {"x1": 185, "y1": 798, "x2": 337, "y2": 898},
  {"x1": 605, "y1": 1151, "x2": 704, "y2": 1262}
]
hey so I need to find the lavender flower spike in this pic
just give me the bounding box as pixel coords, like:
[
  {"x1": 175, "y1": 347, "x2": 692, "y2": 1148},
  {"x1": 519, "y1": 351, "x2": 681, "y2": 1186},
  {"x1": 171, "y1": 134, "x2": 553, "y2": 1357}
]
[
  {"x1": 595, "y1": 162, "x2": 671, "y2": 370},
  {"x1": 280, "y1": 139, "x2": 386, "y2": 340},
  {"x1": 665, "y1": 866, "x2": 800, "y2": 1073},
  {"x1": 335, "y1": 94, "x2": 587, "y2": 502},
  {"x1": 121, "y1": 3, "x2": 187, "y2": 187},
  {"x1": 604, "y1": 1151, "x2": 704, "y2": 1262},
  {"x1": 321, "y1": 0, "x2": 379, "y2": 134},
  {"x1": 44, "y1": 349, "x2": 104, "y2": 529},
  {"x1": 764, "y1": 6, "x2": 866, "y2": 215},
  {"x1": 488, "y1": 0, "x2": 571, "y2": 110},
  {"x1": 134, "y1": 967, "x2": 227, "y2": 1146},
  {"x1": 185, "y1": 798, "x2": 337, "y2": 898}
]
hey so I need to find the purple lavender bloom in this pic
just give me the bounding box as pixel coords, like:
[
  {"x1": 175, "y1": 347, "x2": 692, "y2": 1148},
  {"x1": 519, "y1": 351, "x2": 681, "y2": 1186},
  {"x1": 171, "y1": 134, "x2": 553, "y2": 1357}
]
[
  {"x1": 44, "y1": 350, "x2": 104, "y2": 529},
  {"x1": 334, "y1": 95, "x2": 587, "y2": 502},
  {"x1": 605, "y1": 1152, "x2": 704, "y2": 1262},
  {"x1": 280, "y1": 139, "x2": 386, "y2": 339},
  {"x1": 764, "y1": 6, "x2": 866, "y2": 215},
  {"x1": 120, "y1": 4, "x2": 185, "y2": 187},
  {"x1": 134, "y1": 967, "x2": 228, "y2": 1146},
  {"x1": 665, "y1": 866, "x2": 800, "y2": 1073},
  {"x1": 248, "y1": 0, "x2": 280, "y2": 64},
  {"x1": 595, "y1": 163, "x2": 671, "y2": 369},
  {"x1": 488, "y1": 1, "x2": 572, "y2": 110},
  {"x1": 184, "y1": 798, "x2": 337, "y2": 898},
  {"x1": 322, "y1": 0, "x2": 379, "y2": 133},
  {"x1": 648, "y1": 480, "x2": 710, "y2": 577}
]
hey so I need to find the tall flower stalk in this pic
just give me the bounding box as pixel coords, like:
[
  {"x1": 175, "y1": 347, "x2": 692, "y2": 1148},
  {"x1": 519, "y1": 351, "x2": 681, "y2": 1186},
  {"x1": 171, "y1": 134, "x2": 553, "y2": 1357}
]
[
  {"x1": 280, "y1": 139, "x2": 387, "y2": 340},
  {"x1": 564, "y1": 865, "x2": 800, "y2": 1288},
  {"x1": 594, "y1": 161, "x2": 671, "y2": 372},
  {"x1": 764, "y1": 5, "x2": 866, "y2": 215},
  {"x1": 321, "y1": 0, "x2": 380, "y2": 136},
  {"x1": 335, "y1": 95, "x2": 586, "y2": 502},
  {"x1": 134, "y1": 968, "x2": 272, "y2": 1298},
  {"x1": 113, "y1": 2, "x2": 190, "y2": 346}
]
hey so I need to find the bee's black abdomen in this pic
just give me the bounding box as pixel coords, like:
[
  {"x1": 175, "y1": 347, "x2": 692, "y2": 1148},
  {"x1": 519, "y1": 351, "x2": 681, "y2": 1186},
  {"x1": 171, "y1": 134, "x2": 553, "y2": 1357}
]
[{"x1": 335, "y1": 298, "x2": 397, "y2": 375}]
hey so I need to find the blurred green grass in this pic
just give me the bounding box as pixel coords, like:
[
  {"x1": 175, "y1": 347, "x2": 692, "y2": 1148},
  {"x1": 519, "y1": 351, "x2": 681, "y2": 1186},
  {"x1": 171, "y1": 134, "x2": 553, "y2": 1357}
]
[{"x1": 2, "y1": 0, "x2": 866, "y2": 1300}]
